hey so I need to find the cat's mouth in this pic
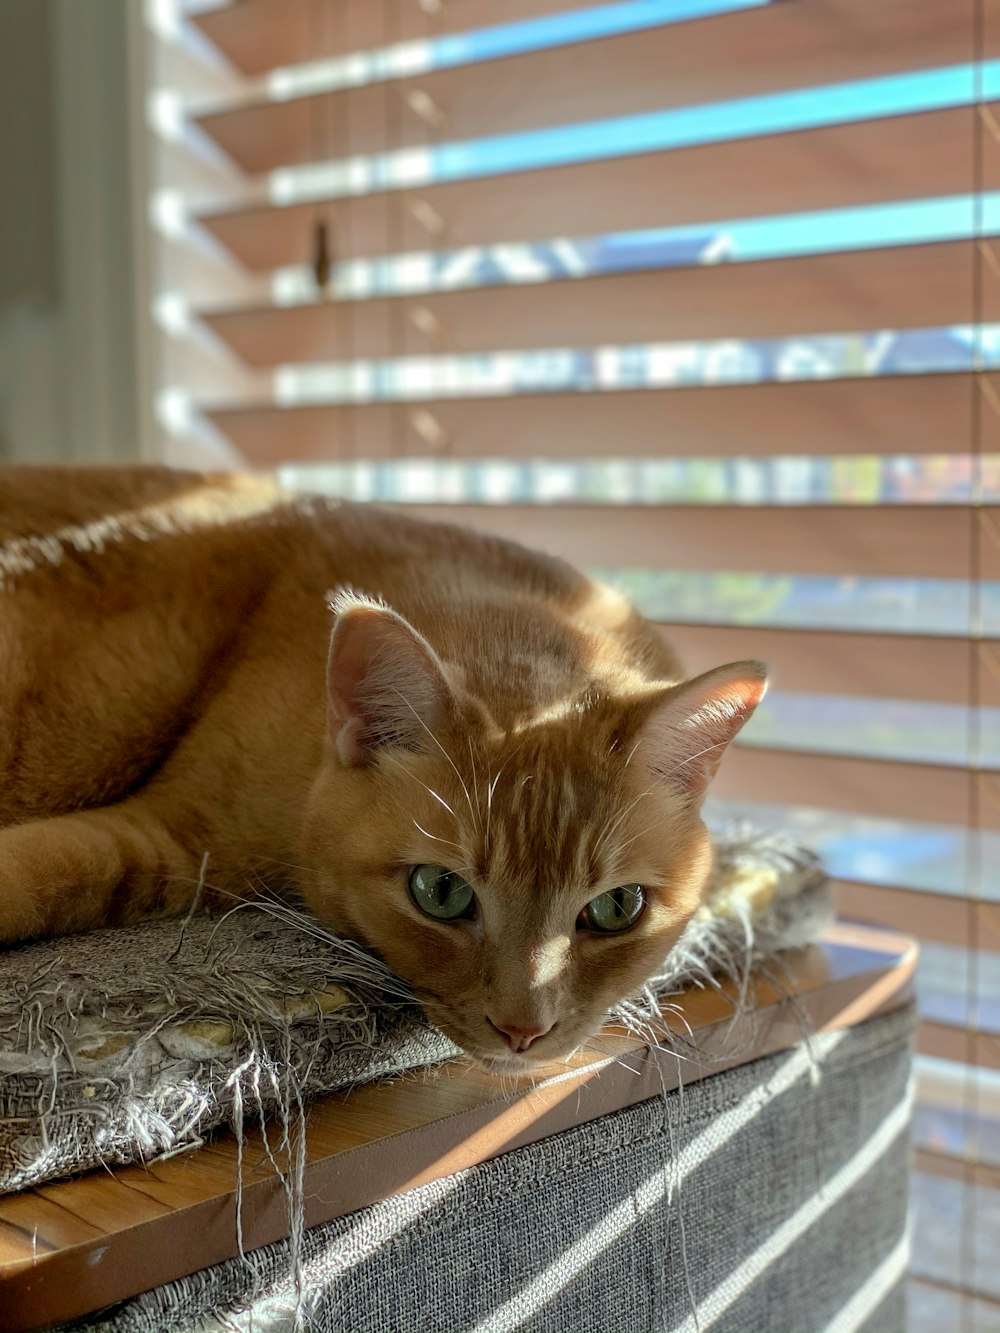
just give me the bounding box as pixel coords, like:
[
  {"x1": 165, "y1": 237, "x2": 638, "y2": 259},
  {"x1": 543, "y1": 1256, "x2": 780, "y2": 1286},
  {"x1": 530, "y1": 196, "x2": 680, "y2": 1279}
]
[
  {"x1": 468, "y1": 1048, "x2": 565, "y2": 1076},
  {"x1": 414, "y1": 991, "x2": 578, "y2": 1073},
  {"x1": 458, "y1": 1024, "x2": 589, "y2": 1074}
]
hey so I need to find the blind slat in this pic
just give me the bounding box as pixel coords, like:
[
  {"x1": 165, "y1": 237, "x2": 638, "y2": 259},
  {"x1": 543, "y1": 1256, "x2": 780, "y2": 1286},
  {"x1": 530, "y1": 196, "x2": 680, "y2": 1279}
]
[
  {"x1": 717, "y1": 749, "x2": 999, "y2": 831},
  {"x1": 198, "y1": 106, "x2": 997, "y2": 271},
  {"x1": 913, "y1": 1150, "x2": 1000, "y2": 1193},
  {"x1": 664, "y1": 626, "x2": 1000, "y2": 708},
  {"x1": 834, "y1": 882, "x2": 1000, "y2": 950},
  {"x1": 206, "y1": 374, "x2": 992, "y2": 463},
  {"x1": 919, "y1": 1020, "x2": 1000, "y2": 1072},
  {"x1": 200, "y1": 240, "x2": 995, "y2": 367},
  {"x1": 194, "y1": 0, "x2": 982, "y2": 174},
  {"x1": 395, "y1": 504, "x2": 999, "y2": 580},
  {"x1": 190, "y1": 0, "x2": 592, "y2": 78}
]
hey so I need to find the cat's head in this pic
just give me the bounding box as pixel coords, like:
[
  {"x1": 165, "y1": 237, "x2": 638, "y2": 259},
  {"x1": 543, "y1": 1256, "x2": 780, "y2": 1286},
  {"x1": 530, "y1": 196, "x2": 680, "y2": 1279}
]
[{"x1": 301, "y1": 593, "x2": 766, "y2": 1071}]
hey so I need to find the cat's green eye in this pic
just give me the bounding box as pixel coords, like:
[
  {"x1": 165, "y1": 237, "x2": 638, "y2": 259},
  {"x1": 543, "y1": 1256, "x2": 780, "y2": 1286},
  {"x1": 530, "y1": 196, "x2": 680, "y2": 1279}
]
[
  {"x1": 580, "y1": 884, "x2": 646, "y2": 934},
  {"x1": 408, "y1": 864, "x2": 477, "y2": 922}
]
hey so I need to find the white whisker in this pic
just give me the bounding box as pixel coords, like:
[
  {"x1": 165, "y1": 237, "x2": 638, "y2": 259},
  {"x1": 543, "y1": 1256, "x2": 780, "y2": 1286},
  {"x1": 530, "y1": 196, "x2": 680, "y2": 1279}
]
[
  {"x1": 411, "y1": 820, "x2": 468, "y2": 862},
  {"x1": 623, "y1": 737, "x2": 644, "y2": 769},
  {"x1": 466, "y1": 733, "x2": 482, "y2": 833},
  {"x1": 387, "y1": 685, "x2": 480, "y2": 832},
  {"x1": 661, "y1": 737, "x2": 728, "y2": 780},
  {"x1": 592, "y1": 778, "x2": 661, "y2": 861},
  {"x1": 383, "y1": 752, "x2": 459, "y2": 822}
]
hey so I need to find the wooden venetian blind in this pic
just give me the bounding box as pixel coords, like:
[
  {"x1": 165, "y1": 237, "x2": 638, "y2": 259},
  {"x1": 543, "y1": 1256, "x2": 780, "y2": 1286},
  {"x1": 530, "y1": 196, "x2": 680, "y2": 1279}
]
[{"x1": 146, "y1": 0, "x2": 999, "y2": 1321}]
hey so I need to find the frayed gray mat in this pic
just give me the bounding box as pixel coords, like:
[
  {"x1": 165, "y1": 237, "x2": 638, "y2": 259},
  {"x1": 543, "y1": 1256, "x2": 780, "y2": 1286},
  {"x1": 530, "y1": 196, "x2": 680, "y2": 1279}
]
[{"x1": 0, "y1": 828, "x2": 831, "y2": 1196}]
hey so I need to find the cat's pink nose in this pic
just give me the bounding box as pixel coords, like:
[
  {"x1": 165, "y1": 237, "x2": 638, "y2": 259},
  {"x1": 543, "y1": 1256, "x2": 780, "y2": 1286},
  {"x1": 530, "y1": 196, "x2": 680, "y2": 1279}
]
[{"x1": 487, "y1": 1016, "x2": 554, "y2": 1053}]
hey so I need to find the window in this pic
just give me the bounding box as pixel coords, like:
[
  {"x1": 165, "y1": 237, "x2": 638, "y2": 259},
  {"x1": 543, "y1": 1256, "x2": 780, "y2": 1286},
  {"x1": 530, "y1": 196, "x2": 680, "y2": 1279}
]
[{"x1": 144, "y1": 1, "x2": 999, "y2": 1320}]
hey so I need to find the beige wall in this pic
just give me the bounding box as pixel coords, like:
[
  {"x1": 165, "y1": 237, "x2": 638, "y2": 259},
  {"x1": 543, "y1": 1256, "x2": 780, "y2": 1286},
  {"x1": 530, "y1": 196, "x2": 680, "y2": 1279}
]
[
  {"x1": 0, "y1": 0, "x2": 60, "y2": 462},
  {"x1": 0, "y1": 0, "x2": 148, "y2": 464},
  {"x1": 0, "y1": 0, "x2": 58, "y2": 309}
]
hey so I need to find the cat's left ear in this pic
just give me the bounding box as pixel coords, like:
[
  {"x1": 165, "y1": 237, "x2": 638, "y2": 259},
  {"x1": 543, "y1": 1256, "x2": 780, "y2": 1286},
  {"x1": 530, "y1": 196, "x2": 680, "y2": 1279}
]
[
  {"x1": 638, "y1": 660, "x2": 767, "y2": 801},
  {"x1": 326, "y1": 592, "x2": 455, "y2": 766}
]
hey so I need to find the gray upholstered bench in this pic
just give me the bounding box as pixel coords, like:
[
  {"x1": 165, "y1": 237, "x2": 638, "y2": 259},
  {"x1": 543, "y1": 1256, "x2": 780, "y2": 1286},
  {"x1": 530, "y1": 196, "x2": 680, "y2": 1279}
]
[{"x1": 0, "y1": 921, "x2": 915, "y2": 1333}]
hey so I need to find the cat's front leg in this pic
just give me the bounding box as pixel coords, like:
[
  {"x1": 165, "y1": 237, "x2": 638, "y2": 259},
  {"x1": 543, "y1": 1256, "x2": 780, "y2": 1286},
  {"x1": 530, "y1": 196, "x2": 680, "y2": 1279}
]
[{"x1": 0, "y1": 802, "x2": 212, "y2": 944}]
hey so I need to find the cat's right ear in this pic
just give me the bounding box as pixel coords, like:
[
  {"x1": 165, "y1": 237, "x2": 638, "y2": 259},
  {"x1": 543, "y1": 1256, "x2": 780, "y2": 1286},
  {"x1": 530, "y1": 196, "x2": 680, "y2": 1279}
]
[
  {"x1": 637, "y1": 659, "x2": 767, "y2": 801},
  {"x1": 325, "y1": 592, "x2": 454, "y2": 767}
]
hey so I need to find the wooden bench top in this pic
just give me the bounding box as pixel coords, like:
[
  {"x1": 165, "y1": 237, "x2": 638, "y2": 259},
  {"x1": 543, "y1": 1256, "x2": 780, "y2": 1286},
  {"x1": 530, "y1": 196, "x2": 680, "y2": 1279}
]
[{"x1": 0, "y1": 921, "x2": 915, "y2": 1332}]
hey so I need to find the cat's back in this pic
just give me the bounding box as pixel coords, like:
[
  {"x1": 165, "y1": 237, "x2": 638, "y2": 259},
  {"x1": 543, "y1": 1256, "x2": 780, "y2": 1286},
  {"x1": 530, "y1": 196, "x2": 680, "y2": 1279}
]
[
  {"x1": 0, "y1": 465, "x2": 204, "y2": 545},
  {"x1": 0, "y1": 466, "x2": 309, "y2": 821},
  {"x1": 0, "y1": 465, "x2": 680, "y2": 818}
]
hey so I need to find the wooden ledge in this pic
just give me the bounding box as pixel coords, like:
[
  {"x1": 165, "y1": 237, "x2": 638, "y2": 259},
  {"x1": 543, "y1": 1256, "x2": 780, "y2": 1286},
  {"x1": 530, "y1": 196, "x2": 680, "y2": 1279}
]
[{"x1": 0, "y1": 921, "x2": 915, "y2": 1332}]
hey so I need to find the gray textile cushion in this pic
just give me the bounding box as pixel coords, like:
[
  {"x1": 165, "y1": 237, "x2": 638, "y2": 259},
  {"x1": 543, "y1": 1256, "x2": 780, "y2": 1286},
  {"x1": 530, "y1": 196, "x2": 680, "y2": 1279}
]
[
  {"x1": 0, "y1": 829, "x2": 831, "y2": 1194},
  {"x1": 75, "y1": 1002, "x2": 915, "y2": 1333}
]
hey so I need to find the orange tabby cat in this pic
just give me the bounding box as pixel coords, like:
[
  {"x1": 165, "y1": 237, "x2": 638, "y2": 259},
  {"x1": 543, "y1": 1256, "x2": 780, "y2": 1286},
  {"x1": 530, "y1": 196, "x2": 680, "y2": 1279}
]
[{"x1": 0, "y1": 465, "x2": 765, "y2": 1069}]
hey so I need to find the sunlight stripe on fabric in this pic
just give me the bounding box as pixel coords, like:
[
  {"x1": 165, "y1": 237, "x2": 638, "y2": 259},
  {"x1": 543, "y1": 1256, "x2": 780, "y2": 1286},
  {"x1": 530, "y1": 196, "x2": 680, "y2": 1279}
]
[
  {"x1": 820, "y1": 1232, "x2": 911, "y2": 1333},
  {"x1": 469, "y1": 1028, "x2": 849, "y2": 1333},
  {"x1": 668, "y1": 1083, "x2": 915, "y2": 1332}
]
